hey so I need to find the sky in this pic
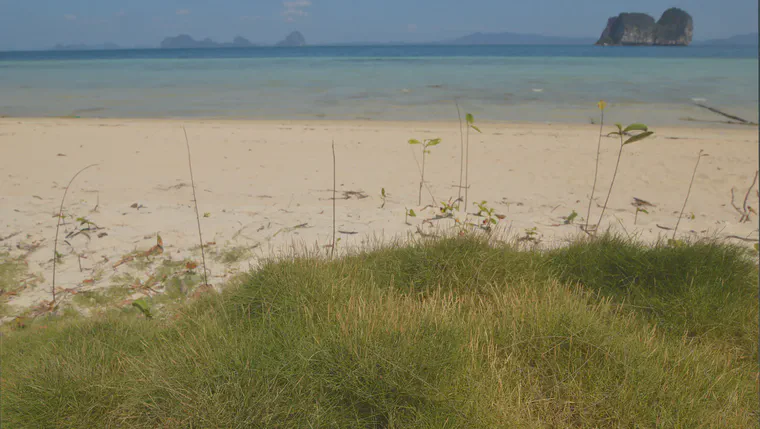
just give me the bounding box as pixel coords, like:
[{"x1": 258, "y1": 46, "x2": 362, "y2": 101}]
[{"x1": 0, "y1": 0, "x2": 757, "y2": 50}]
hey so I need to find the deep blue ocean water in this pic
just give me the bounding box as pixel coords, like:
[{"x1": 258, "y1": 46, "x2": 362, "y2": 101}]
[{"x1": 0, "y1": 45, "x2": 757, "y2": 124}]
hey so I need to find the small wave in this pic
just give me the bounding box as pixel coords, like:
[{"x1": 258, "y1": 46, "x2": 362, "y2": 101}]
[
  {"x1": 691, "y1": 97, "x2": 707, "y2": 102},
  {"x1": 532, "y1": 88, "x2": 543, "y2": 93}
]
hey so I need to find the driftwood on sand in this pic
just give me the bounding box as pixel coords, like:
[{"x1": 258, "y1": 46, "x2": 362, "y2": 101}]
[{"x1": 684, "y1": 103, "x2": 758, "y2": 126}]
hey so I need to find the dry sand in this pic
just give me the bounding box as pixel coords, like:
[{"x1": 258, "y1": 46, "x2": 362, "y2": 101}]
[{"x1": 1, "y1": 118, "x2": 758, "y2": 319}]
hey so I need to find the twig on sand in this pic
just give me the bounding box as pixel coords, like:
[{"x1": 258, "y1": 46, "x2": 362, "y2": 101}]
[
  {"x1": 183, "y1": 127, "x2": 209, "y2": 286},
  {"x1": 52, "y1": 163, "x2": 98, "y2": 304},
  {"x1": 731, "y1": 171, "x2": 759, "y2": 223}
]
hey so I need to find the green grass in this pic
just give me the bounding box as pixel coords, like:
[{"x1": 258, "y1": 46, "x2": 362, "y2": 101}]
[
  {"x1": 0, "y1": 252, "x2": 27, "y2": 317},
  {"x1": 2, "y1": 235, "x2": 757, "y2": 428}
]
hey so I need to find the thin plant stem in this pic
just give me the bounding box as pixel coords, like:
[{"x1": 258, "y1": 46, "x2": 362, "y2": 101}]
[
  {"x1": 331, "y1": 141, "x2": 336, "y2": 258},
  {"x1": 183, "y1": 127, "x2": 209, "y2": 286},
  {"x1": 409, "y1": 145, "x2": 436, "y2": 205},
  {"x1": 464, "y1": 124, "x2": 470, "y2": 208},
  {"x1": 595, "y1": 134, "x2": 624, "y2": 234},
  {"x1": 586, "y1": 109, "x2": 604, "y2": 231},
  {"x1": 673, "y1": 150, "x2": 704, "y2": 240},
  {"x1": 419, "y1": 145, "x2": 426, "y2": 206},
  {"x1": 742, "y1": 170, "x2": 758, "y2": 214},
  {"x1": 52, "y1": 163, "x2": 98, "y2": 303},
  {"x1": 455, "y1": 100, "x2": 464, "y2": 203}
]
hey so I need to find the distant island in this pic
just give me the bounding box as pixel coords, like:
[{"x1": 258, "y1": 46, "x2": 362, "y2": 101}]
[
  {"x1": 159, "y1": 32, "x2": 306, "y2": 49},
  {"x1": 596, "y1": 8, "x2": 693, "y2": 46},
  {"x1": 53, "y1": 43, "x2": 124, "y2": 51},
  {"x1": 697, "y1": 33, "x2": 758, "y2": 46},
  {"x1": 276, "y1": 31, "x2": 307, "y2": 47},
  {"x1": 445, "y1": 32, "x2": 595, "y2": 45},
  {"x1": 160, "y1": 35, "x2": 256, "y2": 49}
]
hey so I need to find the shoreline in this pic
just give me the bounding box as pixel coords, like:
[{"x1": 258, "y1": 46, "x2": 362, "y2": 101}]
[
  {"x1": 2, "y1": 116, "x2": 758, "y2": 130},
  {"x1": 1, "y1": 117, "x2": 757, "y2": 321}
]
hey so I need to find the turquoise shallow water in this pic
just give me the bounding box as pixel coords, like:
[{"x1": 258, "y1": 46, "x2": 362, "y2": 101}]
[{"x1": 0, "y1": 45, "x2": 757, "y2": 125}]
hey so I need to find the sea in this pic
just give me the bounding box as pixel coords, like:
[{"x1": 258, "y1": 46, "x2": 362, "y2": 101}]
[{"x1": 0, "y1": 45, "x2": 757, "y2": 125}]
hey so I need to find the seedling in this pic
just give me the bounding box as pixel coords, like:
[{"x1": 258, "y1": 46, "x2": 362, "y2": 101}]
[
  {"x1": 594, "y1": 123, "x2": 654, "y2": 234},
  {"x1": 439, "y1": 198, "x2": 460, "y2": 217},
  {"x1": 408, "y1": 138, "x2": 442, "y2": 206},
  {"x1": 563, "y1": 210, "x2": 579, "y2": 225},
  {"x1": 463, "y1": 113, "x2": 482, "y2": 208},
  {"x1": 585, "y1": 100, "x2": 606, "y2": 232},
  {"x1": 405, "y1": 208, "x2": 416, "y2": 225},
  {"x1": 379, "y1": 188, "x2": 387, "y2": 209},
  {"x1": 473, "y1": 201, "x2": 498, "y2": 231},
  {"x1": 518, "y1": 227, "x2": 540, "y2": 244}
]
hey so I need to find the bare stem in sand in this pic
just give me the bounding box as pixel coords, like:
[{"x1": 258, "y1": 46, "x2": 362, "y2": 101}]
[
  {"x1": 183, "y1": 127, "x2": 209, "y2": 286},
  {"x1": 673, "y1": 150, "x2": 705, "y2": 240},
  {"x1": 586, "y1": 107, "x2": 605, "y2": 232},
  {"x1": 331, "y1": 140, "x2": 337, "y2": 259},
  {"x1": 52, "y1": 163, "x2": 98, "y2": 303},
  {"x1": 455, "y1": 100, "x2": 464, "y2": 203}
]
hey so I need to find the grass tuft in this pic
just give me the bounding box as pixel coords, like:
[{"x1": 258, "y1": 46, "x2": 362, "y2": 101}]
[{"x1": 2, "y1": 236, "x2": 757, "y2": 427}]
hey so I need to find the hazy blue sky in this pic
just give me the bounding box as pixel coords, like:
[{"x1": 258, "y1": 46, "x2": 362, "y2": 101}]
[{"x1": 0, "y1": 0, "x2": 756, "y2": 49}]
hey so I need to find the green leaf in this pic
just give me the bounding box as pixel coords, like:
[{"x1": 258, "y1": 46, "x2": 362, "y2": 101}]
[
  {"x1": 408, "y1": 139, "x2": 421, "y2": 145},
  {"x1": 624, "y1": 131, "x2": 654, "y2": 145},
  {"x1": 381, "y1": 188, "x2": 386, "y2": 197},
  {"x1": 637, "y1": 208, "x2": 649, "y2": 214},
  {"x1": 132, "y1": 299, "x2": 152, "y2": 319},
  {"x1": 426, "y1": 138, "x2": 442, "y2": 146},
  {"x1": 466, "y1": 113, "x2": 474, "y2": 124},
  {"x1": 615, "y1": 123, "x2": 623, "y2": 133},
  {"x1": 408, "y1": 209, "x2": 416, "y2": 217},
  {"x1": 470, "y1": 125, "x2": 482, "y2": 133},
  {"x1": 624, "y1": 123, "x2": 648, "y2": 133}
]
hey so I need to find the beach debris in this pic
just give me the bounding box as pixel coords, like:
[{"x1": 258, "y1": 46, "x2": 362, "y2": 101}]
[
  {"x1": 0, "y1": 231, "x2": 21, "y2": 242},
  {"x1": 155, "y1": 182, "x2": 190, "y2": 191},
  {"x1": 731, "y1": 171, "x2": 759, "y2": 223},
  {"x1": 130, "y1": 203, "x2": 146, "y2": 209},
  {"x1": 693, "y1": 102, "x2": 756, "y2": 125},
  {"x1": 338, "y1": 230, "x2": 358, "y2": 235},
  {"x1": 272, "y1": 223, "x2": 310, "y2": 237},
  {"x1": 57, "y1": 153, "x2": 66, "y2": 157},
  {"x1": 112, "y1": 234, "x2": 164, "y2": 269}
]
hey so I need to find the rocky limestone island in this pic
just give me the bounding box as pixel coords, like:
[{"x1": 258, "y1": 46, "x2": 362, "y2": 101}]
[
  {"x1": 276, "y1": 31, "x2": 307, "y2": 47},
  {"x1": 596, "y1": 8, "x2": 693, "y2": 46}
]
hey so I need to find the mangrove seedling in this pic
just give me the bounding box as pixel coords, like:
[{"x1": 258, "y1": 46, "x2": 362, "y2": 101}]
[
  {"x1": 408, "y1": 137, "x2": 442, "y2": 206},
  {"x1": 439, "y1": 198, "x2": 460, "y2": 218},
  {"x1": 594, "y1": 123, "x2": 654, "y2": 234},
  {"x1": 474, "y1": 200, "x2": 498, "y2": 231}
]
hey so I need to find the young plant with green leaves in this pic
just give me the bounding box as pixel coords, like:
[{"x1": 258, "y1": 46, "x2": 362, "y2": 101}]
[
  {"x1": 463, "y1": 113, "x2": 482, "y2": 208},
  {"x1": 585, "y1": 100, "x2": 606, "y2": 232},
  {"x1": 473, "y1": 200, "x2": 499, "y2": 231},
  {"x1": 408, "y1": 137, "x2": 441, "y2": 206},
  {"x1": 563, "y1": 210, "x2": 579, "y2": 225},
  {"x1": 439, "y1": 198, "x2": 460, "y2": 218},
  {"x1": 594, "y1": 123, "x2": 654, "y2": 234},
  {"x1": 404, "y1": 208, "x2": 416, "y2": 225}
]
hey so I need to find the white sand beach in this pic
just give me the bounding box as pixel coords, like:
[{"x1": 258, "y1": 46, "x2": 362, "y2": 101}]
[{"x1": 1, "y1": 118, "x2": 757, "y2": 318}]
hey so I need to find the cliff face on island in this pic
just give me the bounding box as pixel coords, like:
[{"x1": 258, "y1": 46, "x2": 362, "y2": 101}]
[
  {"x1": 276, "y1": 31, "x2": 307, "y2": 47},
  {"x1": 596, "y1": 8, "x2": 693, "y2": 46}
]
